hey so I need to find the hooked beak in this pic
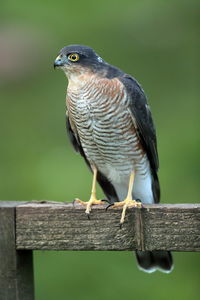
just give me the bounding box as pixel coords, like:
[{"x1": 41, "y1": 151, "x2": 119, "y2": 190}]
[{"x1": 54, "y1": 55, "x2": 67, "y2": 69}]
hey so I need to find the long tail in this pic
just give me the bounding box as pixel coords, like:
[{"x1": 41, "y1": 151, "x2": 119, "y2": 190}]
[
  {"x1": 135, "y1": 250, "x2": 173, "y2": 273},
  {"x1": 95, "y1": 166, "x2": 173, "y2": 273}
]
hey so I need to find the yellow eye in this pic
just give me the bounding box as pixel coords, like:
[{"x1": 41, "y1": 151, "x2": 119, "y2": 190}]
[{"x1": 68, "y1": 53, "x2": 79, "y2": 62}]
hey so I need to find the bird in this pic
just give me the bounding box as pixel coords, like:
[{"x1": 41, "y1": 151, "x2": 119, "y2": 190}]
[{"x1": 54, "y1": 44, "x2": 173, "y2": 273}]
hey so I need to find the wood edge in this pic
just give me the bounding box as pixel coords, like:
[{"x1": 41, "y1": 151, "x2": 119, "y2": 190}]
[{"x1": 14, "y1": 201, "x2": 200, "y2": 210}]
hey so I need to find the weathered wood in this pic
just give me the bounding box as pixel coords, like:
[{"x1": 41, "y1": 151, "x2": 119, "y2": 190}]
[
  {"x1": 0, "y1": 202, "x2": 34, "y2": 300},
  {"x1": 15, "y1": 202, "x2": 200, "y2": 252}
]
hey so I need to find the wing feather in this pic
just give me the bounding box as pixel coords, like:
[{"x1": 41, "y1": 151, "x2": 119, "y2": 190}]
[{"x1": 119, "y1": 75, "x2": 160, "y2": 202}]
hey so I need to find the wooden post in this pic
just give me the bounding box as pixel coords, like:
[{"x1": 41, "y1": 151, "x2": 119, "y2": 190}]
[
  {"x1": 1, "y1": 200, "x2": 200, "y2": 300},
  {"x1": 0, "y1": 202, "x2": 34, "y2": 300}
]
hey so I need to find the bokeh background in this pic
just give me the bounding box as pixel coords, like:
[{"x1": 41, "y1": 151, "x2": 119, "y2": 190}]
[{"x1": 0, "y1": 0, "x2": 199, "y2": 299}]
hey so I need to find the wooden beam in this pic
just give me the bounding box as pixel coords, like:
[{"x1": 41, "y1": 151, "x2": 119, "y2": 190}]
[
  {"x1": 15, "y1": 201, "x2": 200, "y2": 252},
  {"x1": 0, "y1": 202, "x2": 34, "y2": 300}
]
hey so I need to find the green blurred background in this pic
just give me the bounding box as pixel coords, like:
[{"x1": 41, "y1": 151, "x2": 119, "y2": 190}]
[{"x1": 0, "y1": 0, "x2": 199, "y2": 299}]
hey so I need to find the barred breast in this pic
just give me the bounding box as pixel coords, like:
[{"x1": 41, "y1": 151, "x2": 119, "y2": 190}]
[{"x1": 67, "y1": 73, "x2": 153, "y2": 203}]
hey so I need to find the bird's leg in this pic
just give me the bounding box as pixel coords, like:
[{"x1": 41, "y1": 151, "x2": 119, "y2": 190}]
[
  {"x1": 75, "y1": 166, "x2": 104, "y2": 216},
  {"x1": 111, "y1": 171, "x2": 142, "y2": 225}
]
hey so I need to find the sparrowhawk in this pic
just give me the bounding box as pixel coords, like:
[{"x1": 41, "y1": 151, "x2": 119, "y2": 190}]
[{"x1": 54, "y1": 44, "x2": 173, "y2": 273}]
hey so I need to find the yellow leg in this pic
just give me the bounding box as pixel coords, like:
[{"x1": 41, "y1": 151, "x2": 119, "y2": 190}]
[
  {"x1": 112, "y1": 171, "x2": 141, "y2": 225},
  {"x1": 75, "y1": 166, "x2": 104, "y2": 215}
]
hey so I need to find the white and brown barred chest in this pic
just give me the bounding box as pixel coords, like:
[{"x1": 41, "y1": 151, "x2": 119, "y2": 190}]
[{"x1": 66, "y1": 74, "x2": 147, "y2": 177}]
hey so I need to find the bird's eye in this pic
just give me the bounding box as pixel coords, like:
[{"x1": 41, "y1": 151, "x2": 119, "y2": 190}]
[{"x1": 68, "y1": 53, "x2": 79, "y2": 62}]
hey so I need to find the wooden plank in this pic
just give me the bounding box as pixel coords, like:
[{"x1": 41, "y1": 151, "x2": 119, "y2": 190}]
[
  {"x1": 15, "y1": 202, "x2": 200, "y2": 251},
  {"x1": 0, "y1": 202, "x2": 34, "y2": 300}
]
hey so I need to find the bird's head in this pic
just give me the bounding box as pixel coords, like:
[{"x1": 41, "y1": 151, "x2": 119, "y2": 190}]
[{"x1": 54, "y1": 44, "x2": 104, "y2": 77}]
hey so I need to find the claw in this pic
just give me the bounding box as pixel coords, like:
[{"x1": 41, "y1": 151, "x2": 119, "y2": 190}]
[
  {"x1": 101, "y1": 199, "x2": 110, "y2": 204},
  {"x1": 86, "y1": 212, "x2": 90, "y2": 220},
  {"x1": 106, "y1": 203, "x2": 114, "y2": 211},
  {"x1": 136, "y1": 199, "x2": 142, "y2": 203}
]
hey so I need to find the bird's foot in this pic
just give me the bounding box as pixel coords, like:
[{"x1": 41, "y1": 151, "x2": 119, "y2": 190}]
[
  {"x1": 74, "y1": 196, "x2": 104, "y2": 218},
  {"x1": 112, "y1": 198, "x2": 142, "y2": 226}
]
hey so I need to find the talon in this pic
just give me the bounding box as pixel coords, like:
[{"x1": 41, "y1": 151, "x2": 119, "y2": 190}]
[
  {"x1": 86, "y1": 212, "x2": 90, "y2": 220},
  {"x1": 136, "y1": 198, "x2": 142, "y2": 203},
  {"x1": 73, "y1": 167, "x2": 104, "y2": 217},
  {"x1": 108, "y1": 171, "x2": 142, "y2": 225},
  {"x1": 106, "y1": 203, "x2": 114, "y2": 211}
]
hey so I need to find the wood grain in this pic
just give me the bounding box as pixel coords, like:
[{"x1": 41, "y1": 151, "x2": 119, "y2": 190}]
[
  {"x1": 15, "y1": 201, "x2": 200, "y2": 252},
  {"x1": 0, "y1": 202, "x2": 34, "y2": 300}
]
